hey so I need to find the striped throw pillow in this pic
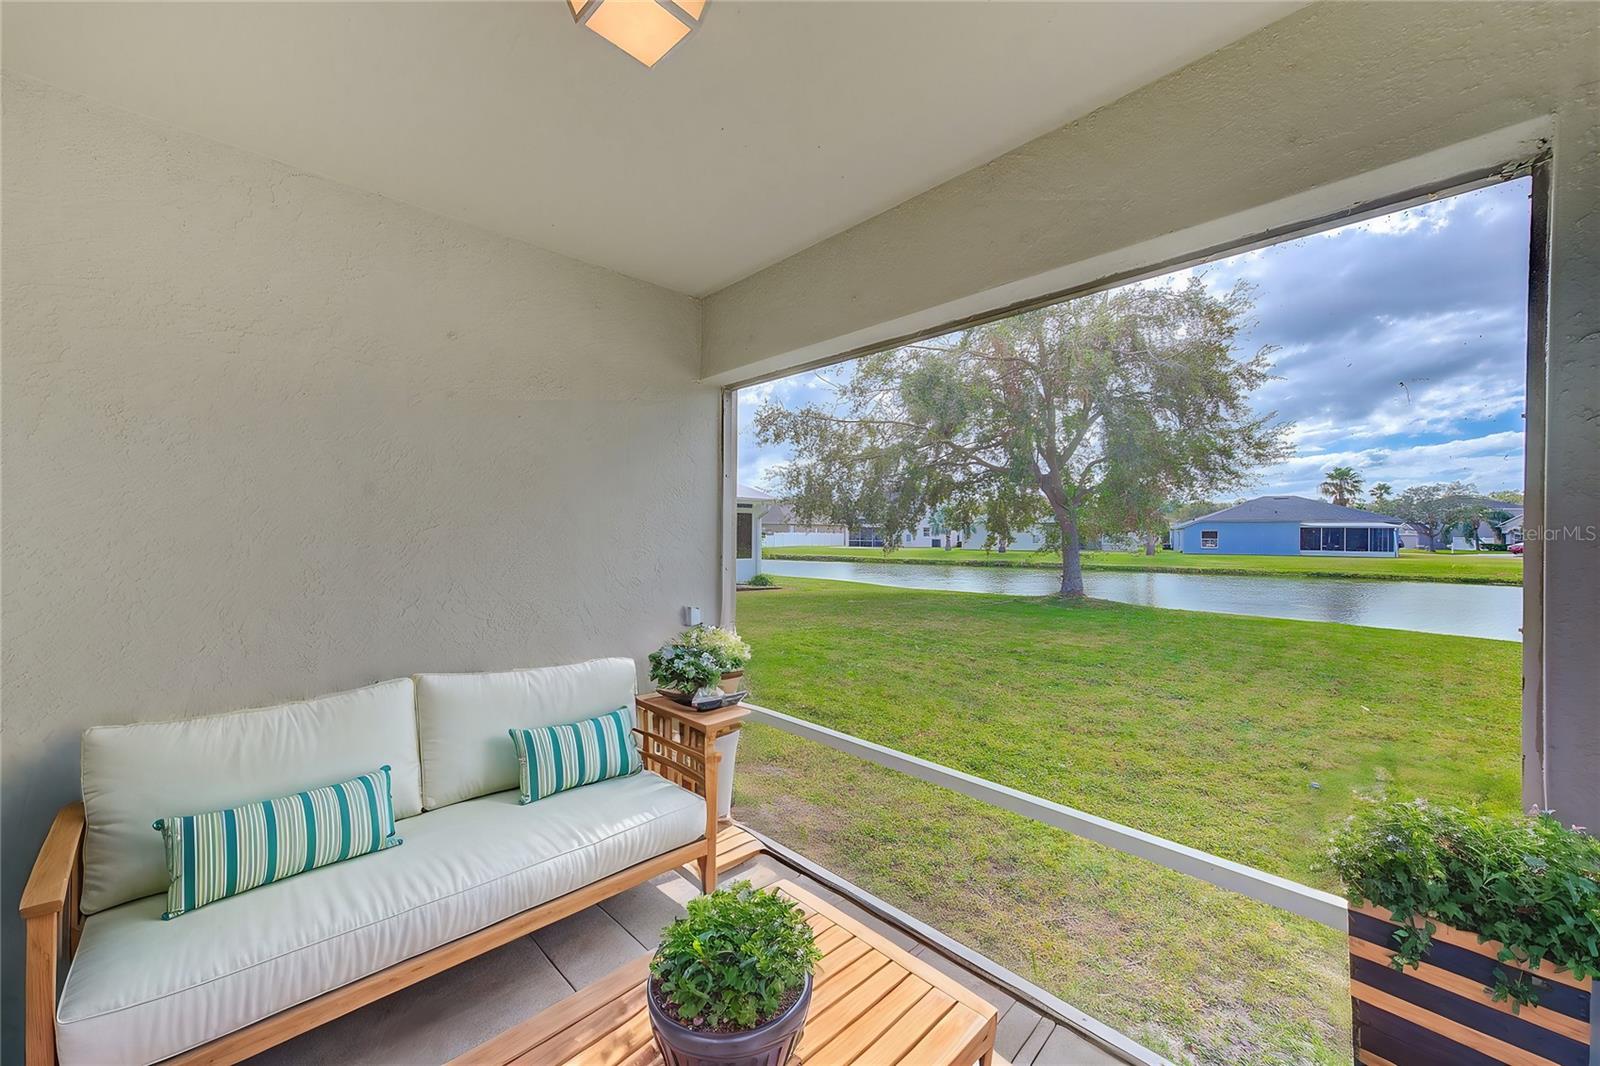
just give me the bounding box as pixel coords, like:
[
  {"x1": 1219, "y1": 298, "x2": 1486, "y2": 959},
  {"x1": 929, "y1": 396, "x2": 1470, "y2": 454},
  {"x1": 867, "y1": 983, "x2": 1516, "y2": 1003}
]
[
  {"x1": 153, "y1": 766, "x2": 402, "y2": 919},
  {"x1": 508, "y1": 708, "x2": 641, "y2": 804}
]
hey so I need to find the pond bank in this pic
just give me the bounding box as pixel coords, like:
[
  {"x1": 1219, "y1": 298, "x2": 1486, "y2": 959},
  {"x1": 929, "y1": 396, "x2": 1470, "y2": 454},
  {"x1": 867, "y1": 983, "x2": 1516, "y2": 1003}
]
[
  {"x1": 762, "y1": 559, "x2": 1521, "y2": 641},
  {"x1": 763, "y1": 547, "x2": 1523, "y2": 586}
]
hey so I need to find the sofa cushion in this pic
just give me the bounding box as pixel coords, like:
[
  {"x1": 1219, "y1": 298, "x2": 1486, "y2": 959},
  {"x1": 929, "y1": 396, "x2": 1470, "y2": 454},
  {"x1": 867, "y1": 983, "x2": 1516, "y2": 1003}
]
[
  {"x1": 56, "y1": 771, "x2": 705, "y2": 1066},
  {"x1": 155, "y1": 766, "x2": 403, "y2": 919},
  {"x1": 80, "y1": 678, "x2": 422, "y2": 915},
  {"x1": 510, "y1": 708, "x2": 641, "y2": 804},
  {"x1": 414, "y1": 659, "x2": 637, "y2": 810}
]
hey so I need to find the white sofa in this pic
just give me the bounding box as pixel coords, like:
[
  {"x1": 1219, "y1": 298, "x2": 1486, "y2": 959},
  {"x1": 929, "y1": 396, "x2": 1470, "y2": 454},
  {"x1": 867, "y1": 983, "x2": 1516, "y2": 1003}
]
[{"x1": 20, "y1": 658, "x2": 722, "y2": 1066}]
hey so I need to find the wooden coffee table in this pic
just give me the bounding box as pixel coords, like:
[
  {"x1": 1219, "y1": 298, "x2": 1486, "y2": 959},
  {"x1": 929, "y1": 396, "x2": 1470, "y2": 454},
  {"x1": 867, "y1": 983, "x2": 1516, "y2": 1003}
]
[{"x1": 452, "y1": 879, "x2": 998, "y2": 1065}]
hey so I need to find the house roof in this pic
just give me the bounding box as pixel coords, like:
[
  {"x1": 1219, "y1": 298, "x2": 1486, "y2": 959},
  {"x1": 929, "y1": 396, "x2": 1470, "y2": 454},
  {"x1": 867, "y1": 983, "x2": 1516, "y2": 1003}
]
[
  {"x1": 736, "y1": 484, "x2": 775, "y2": 503},
  {"x1": 1172, "y1": 495, "x2": 1402, "y2": 528}
]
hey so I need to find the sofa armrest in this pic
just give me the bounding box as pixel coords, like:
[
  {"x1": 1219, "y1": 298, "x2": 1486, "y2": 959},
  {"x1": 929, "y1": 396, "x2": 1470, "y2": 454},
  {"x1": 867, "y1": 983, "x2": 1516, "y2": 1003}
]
[
  {"x1": 21, "y1": 802, "x2": 85, "y2": 1066},
  {"x1": 21, "y1": 803, "x2": 85, "y2": 920},
  {"x1": 634, "y1": 697, "x2": 742, "y2": 893},
  {"x1": 633, "y1": 701, "x2": 719, "y2": 792}
]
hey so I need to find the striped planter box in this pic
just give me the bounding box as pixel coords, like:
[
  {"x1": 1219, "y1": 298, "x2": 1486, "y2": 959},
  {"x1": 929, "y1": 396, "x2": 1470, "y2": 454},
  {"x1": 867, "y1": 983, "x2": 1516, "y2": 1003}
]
[{"x1": 1349, "y1": 902, "x2": 1592, "y2": 1066}]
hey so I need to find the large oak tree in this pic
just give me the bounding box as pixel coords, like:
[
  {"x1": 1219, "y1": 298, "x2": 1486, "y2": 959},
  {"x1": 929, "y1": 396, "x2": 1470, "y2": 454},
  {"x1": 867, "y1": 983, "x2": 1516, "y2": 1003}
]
[{"x1": 755, "y1": 279, "x2": 1291, "y2": 599}]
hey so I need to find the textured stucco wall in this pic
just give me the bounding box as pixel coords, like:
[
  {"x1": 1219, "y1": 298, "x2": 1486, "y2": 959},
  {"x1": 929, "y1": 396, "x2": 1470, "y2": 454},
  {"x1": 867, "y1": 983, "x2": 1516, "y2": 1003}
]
[
  {"x1": 702, "y1": 2, "x2": 1597, "y2": 381},
  {"x1": 0, "y1": 74, "x2": 714, "y2": 1053},
  {"x1": 1175, "y1": 522, "x2": 1300, "y2": 556}
]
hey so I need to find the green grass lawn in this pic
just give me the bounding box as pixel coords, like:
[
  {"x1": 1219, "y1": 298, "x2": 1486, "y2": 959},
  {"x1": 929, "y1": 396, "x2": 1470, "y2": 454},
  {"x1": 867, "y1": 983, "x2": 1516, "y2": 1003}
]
[
  {"x1": 730, "y1": 577, "x2": 1521, "y2": 1064},
  {"x1": 761, "y1": 544, "x2": 1523, "y2": 585}
]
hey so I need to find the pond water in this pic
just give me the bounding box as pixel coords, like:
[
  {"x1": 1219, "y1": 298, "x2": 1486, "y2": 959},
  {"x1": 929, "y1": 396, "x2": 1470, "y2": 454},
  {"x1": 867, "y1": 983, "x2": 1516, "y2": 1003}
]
[{"x1": 761, "y1": 559, "x2": 1522, "y2": 642}]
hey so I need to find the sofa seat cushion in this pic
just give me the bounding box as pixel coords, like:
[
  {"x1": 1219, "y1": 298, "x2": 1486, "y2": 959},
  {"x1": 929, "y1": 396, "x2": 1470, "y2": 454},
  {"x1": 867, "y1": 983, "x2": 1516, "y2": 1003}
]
[{"x1": 56, "y1": 771, "x2": 705, "y2": 1066}]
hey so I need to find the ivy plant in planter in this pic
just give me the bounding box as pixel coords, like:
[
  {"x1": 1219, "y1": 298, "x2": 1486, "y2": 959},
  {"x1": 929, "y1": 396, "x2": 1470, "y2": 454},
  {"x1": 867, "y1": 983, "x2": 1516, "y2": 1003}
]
[
  {"x1": 647, "y1": 880, "x2": 821, "y2": 1066},
  {"x1": 1328, "y1": 798, "x2": 1598, "y2": 1066},
  {"x1": 649, "y1": 625, "x2": 752, "y2": 704}
]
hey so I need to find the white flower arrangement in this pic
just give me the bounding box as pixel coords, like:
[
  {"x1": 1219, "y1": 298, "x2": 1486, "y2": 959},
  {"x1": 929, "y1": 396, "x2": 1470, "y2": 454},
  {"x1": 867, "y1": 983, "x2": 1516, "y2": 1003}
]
[{"x1": 649, "y1": 625, "x2": 751, "y2": 695}]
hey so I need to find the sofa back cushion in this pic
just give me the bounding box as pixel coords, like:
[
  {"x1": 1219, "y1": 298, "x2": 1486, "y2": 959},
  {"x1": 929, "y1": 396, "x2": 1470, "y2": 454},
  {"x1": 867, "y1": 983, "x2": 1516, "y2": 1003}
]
[
  {"x1": 414, "y1": 658, "x2": 637, "y2": 810},
  {"x1": 80, "y1": 678, "x2": 421, "y2": 915}
]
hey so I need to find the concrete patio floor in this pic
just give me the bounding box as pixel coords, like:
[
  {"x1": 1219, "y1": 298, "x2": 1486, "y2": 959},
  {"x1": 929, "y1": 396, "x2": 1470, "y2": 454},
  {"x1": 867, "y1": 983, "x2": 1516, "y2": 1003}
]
[{"x1": 248, "y1": 832, "x2": 1135, "y2": 1066}]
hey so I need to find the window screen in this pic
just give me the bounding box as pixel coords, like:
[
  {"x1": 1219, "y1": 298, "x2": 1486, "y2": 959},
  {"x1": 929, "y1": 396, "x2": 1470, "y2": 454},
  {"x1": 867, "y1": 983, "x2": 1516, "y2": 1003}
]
[
  {"x1": 736, "y1": 512, "x2": 753, "y2": 560},
  {"x1": 1348, "y1": 528, "x2": 1370, "y2": 552},
  {"x1": 1201, "y1": 530, "x2": 1219, "y2": 548},
  {"x1": 1300, "y1": 527, "x2": 1322, "y2": 551}
]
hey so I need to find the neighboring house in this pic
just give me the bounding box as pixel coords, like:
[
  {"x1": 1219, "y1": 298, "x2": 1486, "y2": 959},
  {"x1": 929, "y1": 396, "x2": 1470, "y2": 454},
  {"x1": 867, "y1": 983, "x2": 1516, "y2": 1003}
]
[
  {"x1": 1496, "y1": 510, "x2": 1525, "y2": 546},
  {"x1": 735, "y1": 485, "x2": 774, "y2": 582},
  {"x1": 760, "y1": 503, "x2": 848, "y2": 548},
  {"x1": 900, "y1": 512, "x2": 968, "y2": 549},
  {"x1": 897, "y1": 513, "x2": 1049, "y2": 552},
  {"x1": 1399, "y1": 500, "x2": 1525, "y2": 550},
  {"x1": 964, "y1": 520, "x2": 1049, "y2": 552},
  {"x1": 1467, "y1": 504, "x2": 1525, "y2": 549},
  {"x1": 1398, "y1": 522, "x2": 1438, "y2": 551},
  {"x1": 1170, "y1": 496, "x2": 1403, "y2": 556},
  {"x1": 848, "y1": 525, "x2": 889, "y2": 548}
]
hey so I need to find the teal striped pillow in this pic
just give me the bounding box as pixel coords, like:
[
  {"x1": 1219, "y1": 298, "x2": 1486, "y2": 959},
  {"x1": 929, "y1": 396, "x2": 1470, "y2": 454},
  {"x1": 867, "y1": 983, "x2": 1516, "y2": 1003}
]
[
  {"x1": 153, "y1": 766, "x2": 402, "y2": 919},
  {"x1": 508, "y1": 708, "x2": 641, "y2": 804}
]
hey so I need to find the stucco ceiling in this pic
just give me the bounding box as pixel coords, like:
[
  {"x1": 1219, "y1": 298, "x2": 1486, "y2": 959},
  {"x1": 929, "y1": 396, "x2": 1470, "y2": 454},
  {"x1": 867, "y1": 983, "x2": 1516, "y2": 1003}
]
[{"x1": 2, "y1": 1, "x2": 1300, "y2": 296}]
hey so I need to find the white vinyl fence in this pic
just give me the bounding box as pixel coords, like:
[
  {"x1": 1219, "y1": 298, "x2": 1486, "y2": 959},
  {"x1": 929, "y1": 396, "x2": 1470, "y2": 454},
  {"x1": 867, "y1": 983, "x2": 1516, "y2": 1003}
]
[{"x1": 762, "y1": 531, "x2": 848, "y2": 547}]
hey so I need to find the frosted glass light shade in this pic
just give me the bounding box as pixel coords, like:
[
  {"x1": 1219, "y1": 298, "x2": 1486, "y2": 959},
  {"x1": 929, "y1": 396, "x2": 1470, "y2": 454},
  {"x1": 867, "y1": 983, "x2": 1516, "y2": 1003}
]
[{"x1": 571, "y1": 0, "x2": 703, "y2": 68}]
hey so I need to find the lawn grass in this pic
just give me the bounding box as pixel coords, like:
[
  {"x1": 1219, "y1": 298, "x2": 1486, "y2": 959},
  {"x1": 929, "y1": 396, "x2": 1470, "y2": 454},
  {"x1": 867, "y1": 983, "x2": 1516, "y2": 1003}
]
[
  {"x1": 761, "y1": 544, "x2": 1524, "y2": 585},
  {"x1": 730, "y1": 577, "x2": 1522, "y2": 1064}
]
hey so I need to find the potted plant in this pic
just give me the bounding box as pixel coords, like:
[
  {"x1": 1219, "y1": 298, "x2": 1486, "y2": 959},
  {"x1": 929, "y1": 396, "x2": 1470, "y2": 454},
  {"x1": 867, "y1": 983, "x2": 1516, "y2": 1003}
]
[
  {"x1": 648, "y1": 880, "x2": 821, "y2": 1066},
  {"x1": 1328, "y1": 798, "x2": 1597, "y2": 1066},
  {"x1": 649, "y1": 625, "x2": 753, "y2": 821},
  {"x1": 649, "y1": 625, "x2": 752, "y2": 703}
]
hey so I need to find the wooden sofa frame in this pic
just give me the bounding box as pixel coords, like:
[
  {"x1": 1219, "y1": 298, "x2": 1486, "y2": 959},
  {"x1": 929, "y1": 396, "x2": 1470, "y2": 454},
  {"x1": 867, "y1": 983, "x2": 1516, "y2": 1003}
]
[{"x1": 19, "y1": 699, "x2": 725, "y2": 1066}]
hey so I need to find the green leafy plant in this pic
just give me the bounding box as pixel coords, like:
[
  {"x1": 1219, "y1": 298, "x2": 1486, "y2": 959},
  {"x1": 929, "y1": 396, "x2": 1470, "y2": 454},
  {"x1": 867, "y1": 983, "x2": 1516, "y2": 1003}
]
[
  {"x1": 648, "y1": 625, "x2": 752, "y2": 694},
  {"x1": 649, "y1": 624, "x2": 748, "y2": 688},
  {"x1": 744, "y1": 573, "x2": 777, "y2": 587},
  {"x1": 651, "y1": 880, "x2": 821, "y2": 1031},
  {"x1": 1328, "y1": 798, "x2": 1600, "y2": 1010}
]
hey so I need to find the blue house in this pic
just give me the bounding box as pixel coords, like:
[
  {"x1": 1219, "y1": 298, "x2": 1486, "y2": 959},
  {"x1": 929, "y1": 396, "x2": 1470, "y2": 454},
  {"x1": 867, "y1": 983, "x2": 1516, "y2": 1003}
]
[{"x1": 1170, "y1": 496, "x2": 1403, "y2": 556}]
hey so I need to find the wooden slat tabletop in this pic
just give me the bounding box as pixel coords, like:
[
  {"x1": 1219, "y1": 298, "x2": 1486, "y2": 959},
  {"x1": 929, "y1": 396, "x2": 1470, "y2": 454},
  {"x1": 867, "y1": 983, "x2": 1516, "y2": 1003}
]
[{"x1": 451, "y1": 879, "x2": 997, "y2": 1066}]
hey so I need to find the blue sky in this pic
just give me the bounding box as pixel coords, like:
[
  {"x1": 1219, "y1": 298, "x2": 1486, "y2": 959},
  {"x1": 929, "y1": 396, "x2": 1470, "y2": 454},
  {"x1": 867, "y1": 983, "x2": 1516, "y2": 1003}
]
[{"x1": 738, "y1": 178, "x2": 1531, "y2": 502}]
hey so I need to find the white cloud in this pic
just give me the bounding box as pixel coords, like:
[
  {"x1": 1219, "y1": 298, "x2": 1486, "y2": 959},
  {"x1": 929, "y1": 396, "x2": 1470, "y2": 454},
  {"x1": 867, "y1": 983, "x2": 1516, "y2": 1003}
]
[{"x1": 1257, "y1": 431, "x2": 1526, "y2": 497}]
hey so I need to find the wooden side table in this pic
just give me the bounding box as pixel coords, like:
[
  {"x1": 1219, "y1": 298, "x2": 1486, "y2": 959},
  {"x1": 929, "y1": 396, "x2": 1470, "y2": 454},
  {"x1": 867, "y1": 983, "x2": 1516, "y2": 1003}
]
[
  {"x1": 451, "y1": 878, "x2": 998, "y2": 1066},
  {"x1": 634, "y1": 693, "x2": 749, "y2": 826}
]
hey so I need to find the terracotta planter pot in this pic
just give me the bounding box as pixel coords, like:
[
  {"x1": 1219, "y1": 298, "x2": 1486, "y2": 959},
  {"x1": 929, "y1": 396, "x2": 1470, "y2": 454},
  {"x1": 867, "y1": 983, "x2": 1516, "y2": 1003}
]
[
  {"x1": 648, "y1": 974, "x2": 811, "y2": 1066},
  {"x1": 1348, "y1": 902, "x2": 1592, "y2": 1066}
]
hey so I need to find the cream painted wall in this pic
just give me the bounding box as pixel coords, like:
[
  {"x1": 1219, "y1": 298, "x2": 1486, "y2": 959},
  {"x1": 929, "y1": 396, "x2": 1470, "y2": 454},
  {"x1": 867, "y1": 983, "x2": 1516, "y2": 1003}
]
[
  {"x1": 701, "y1": 3, "x2": 1597, "y2": 380},
  {"x1": 1, "y1": 74, "x2": 715, "y2": 1053}
]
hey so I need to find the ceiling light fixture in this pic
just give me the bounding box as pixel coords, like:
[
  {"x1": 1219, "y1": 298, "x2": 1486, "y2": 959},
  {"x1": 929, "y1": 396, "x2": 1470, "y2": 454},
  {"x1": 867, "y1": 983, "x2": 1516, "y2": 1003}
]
[{"x1": 568, "y1": 0, "x2": 705, "y2": 68}]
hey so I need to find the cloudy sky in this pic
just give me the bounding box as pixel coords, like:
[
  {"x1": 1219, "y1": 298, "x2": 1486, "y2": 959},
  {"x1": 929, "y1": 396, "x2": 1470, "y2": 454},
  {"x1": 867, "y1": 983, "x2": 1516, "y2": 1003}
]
[{"x1": 738, "y1": 177, "x2": 1531, "y2": 502}]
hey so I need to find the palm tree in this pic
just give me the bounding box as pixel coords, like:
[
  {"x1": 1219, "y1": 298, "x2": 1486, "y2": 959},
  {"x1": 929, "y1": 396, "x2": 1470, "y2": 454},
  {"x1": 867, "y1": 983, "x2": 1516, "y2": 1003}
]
[
  {"x1": 1369, "y1": 482, "x2": 1395, "y2": 509},
  {"x1": 1320, "y1": 466, "x2": 1364, "y2": 507}
]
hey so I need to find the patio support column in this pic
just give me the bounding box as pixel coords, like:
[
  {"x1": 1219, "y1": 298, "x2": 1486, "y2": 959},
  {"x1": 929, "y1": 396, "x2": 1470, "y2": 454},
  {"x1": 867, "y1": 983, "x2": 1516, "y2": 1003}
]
[
  {"x1": 718, "y1": 388, "x2": 737, "y2": 625},
  {"x1": 1527, "y1": 102, "x2": 1600, "y2": 833}
]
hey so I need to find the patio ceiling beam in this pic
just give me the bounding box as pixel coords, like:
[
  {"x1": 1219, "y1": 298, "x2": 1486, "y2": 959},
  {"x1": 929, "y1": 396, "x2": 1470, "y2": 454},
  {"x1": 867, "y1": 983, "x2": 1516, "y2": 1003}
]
[{"x1": 745, "y1": 704, "x2": 1349, "y2": 930}]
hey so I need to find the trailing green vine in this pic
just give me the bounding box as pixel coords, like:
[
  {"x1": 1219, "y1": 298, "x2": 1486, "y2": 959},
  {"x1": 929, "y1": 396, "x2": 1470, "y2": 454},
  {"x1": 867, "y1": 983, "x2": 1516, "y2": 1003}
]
[{"x1": 1328, "y1": 798, "x2": 1600, "y2": 1011}]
